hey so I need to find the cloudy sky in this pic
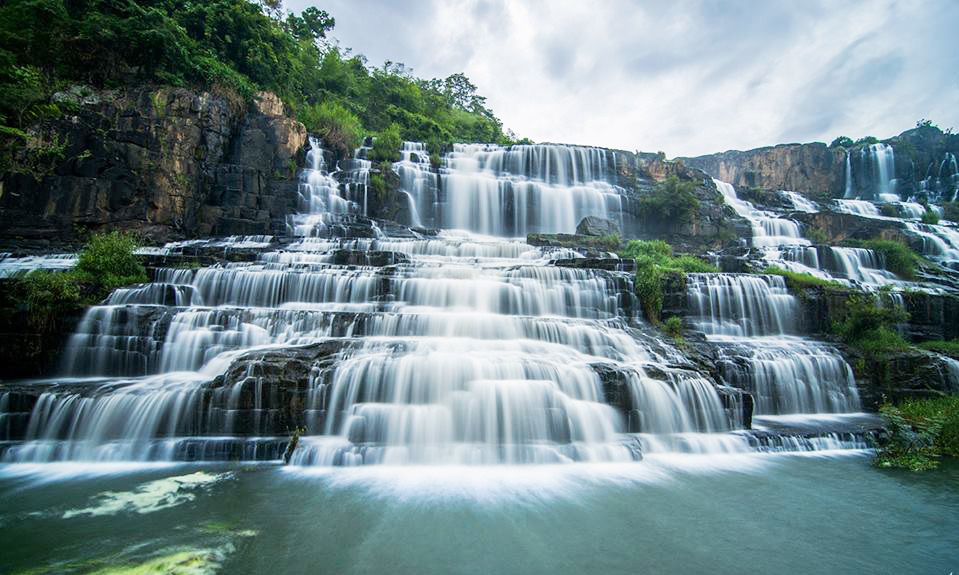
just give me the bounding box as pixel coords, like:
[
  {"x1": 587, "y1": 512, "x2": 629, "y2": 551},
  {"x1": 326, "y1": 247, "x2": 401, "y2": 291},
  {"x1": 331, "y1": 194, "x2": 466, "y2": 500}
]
[{"x1": 287, "y1": 0, "x2": 958, "y2": 157}]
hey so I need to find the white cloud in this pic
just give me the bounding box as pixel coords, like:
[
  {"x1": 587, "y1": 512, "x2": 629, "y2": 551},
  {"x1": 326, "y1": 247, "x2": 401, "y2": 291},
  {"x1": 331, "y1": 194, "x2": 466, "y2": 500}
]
[{"x1": 288, "y1": 0, "x2": 959, "y2": 156}]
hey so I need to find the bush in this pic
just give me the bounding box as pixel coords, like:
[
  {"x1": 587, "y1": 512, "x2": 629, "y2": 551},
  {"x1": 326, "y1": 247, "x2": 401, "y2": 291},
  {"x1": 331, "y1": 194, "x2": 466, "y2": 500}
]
[
  {"x1": 75, "y1": 231, "x2": 148, "y2": 292},
  {"x1": 833, "y1": 295, "x2": 910, "y2": 353},
  {"x1": 879, "y1": 204, "x2": 899, "y2": 218},
  {"x1": 299, "y1": 100, "x2": 363, "y2": 159},
  {"x1": 621, "y1": 240, "x2": 717, "y2": 322},
  {"x1": 804, "y1": 226, "x2": 829, "y2": 245},
  {"x1": 638, "y1": 175, "x2": 700, "y2": 224},
  {"x1": 877, "y1": 396, "x2": 959, "y2": 470},
  {"x1": 18, "y1": 270, "x2": 83, "y2": 332},
  {"x1": 663, "y1": 316, "x2": 683, "y2": 339},
  {"x1": 921, "y1": 210, "x2": 940, "y2": 225},
  {"x1": 830, "y1": 136, "x2": 854, "y2": 149},
  {"x1": 370, "y1": 123, "x2": 403, "y2": 163}
]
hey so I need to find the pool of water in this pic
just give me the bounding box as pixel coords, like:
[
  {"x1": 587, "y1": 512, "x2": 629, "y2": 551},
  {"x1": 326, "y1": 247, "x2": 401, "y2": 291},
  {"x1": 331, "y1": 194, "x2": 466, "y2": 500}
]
[{"x1": 1, "y1": 453, "x2": 957, "y2": 574}]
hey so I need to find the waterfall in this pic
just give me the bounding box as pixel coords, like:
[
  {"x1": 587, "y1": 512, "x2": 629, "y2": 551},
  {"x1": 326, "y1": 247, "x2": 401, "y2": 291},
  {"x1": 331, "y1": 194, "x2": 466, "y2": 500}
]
[
  {"x1": 835, "y1": 200, "x2": 880, "y2": 217},
  {"x1": 713, "y1": 180, "x2": 807, "y2": 248},
  {"x1": 861, "y1": 143, "x2": 897, "y2": 201},
  {"x1": 400, "y1": 143, "x2": 626, "y2": 236},
  {"x1": 1, "y1": 144, "x2": 875, "y2": 466},
  {"x1": 782, "y1": 191, "x2": 818, "y2": 213}
]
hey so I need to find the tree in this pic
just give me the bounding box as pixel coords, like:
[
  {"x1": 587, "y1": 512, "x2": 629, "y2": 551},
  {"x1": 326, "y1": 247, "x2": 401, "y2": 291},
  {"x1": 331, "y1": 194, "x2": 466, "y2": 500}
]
[{"x1": 830, "y1": 136, "x2": 854, "y2": 148}]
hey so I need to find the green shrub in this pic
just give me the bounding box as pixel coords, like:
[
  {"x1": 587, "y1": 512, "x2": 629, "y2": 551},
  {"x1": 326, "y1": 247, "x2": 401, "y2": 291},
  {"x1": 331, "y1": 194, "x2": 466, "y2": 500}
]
[
  {"x1": 663, "y1": 316, "x2": 683, "y2": 339},
  {"x1": 370, "y1": 124, "x2": 403, "y2": 163},
  {"x1": 829, "y1": 136, "x2": 854, "y2": 148},
  {"x1": 18, "y1": 270, "x2": 83, "y2": 332},
  {"x1": 299, "y1": 100, "x2": 363, "y2": 159},
  {"x1": 832, "y1": 295, "x2": 910, "y2": 353},
  {"x1": 921, "y1": 210, "x2": 940, "y2": 225},
  {"x1": 805, "y1": 226, "x2": 830, "y2": 245},
  {"x1": 620, "y1": 240, "x2": 717, "y2": 322},
  {"x1": 877, "y1": 396, "x2": 959, "y2": 470},
  {"x1": 75, "y1": 231, "x2": 148, "y2": 292},
  {"x1": 638, "y1": 175, "x2": 700, "y2": 224},
  {"x1": 879, "y1": 204, "x2": 899, "y2": 218},
  {"x1": 762, "y1": 266, "x2": 846, "y2": 292}
]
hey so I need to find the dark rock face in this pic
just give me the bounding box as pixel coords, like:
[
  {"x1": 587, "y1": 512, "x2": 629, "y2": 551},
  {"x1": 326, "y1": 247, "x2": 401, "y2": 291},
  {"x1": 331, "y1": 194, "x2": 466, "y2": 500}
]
[
  {"x1": 576, "y1": 216, "x2": 620, "y2": 237},
  {"x1": 853, "y1": 350, "x2": 959, "y2": 410},
  {"x1": 792, "y1": 212, "x2": 912, "y2": 246},
  {"x1": 0, "y1": 88, "x2": 307, "y2": 248}
]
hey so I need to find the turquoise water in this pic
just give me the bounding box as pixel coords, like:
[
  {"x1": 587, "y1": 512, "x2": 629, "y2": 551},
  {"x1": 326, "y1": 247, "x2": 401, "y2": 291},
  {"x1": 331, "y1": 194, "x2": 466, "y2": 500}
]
[{"x1": 1, "y1": 453, "x2": 957, "y2": 574}]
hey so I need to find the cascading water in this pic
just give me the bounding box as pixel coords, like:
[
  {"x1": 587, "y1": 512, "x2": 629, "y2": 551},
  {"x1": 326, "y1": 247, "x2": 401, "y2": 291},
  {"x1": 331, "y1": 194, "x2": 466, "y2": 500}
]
[
  {"x1": 861, "y1": 143, "x2": 897, "y2": 201},
  {"x1": 400, "y1": 143, "x2": 627, "y2": 236},
  {"x1": 0, "y1": 146, "x2": 881, "y2": 467}
]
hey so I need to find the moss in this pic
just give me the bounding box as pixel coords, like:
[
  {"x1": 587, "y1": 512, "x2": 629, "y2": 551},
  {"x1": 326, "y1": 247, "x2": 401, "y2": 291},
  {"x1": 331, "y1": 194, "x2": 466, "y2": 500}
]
[
  {"x1": 917, "y1": 340, "x2": 959, "y2": 358},
  {"x1": 762, "y1": 266, "x2": 846, "y2": 292}
]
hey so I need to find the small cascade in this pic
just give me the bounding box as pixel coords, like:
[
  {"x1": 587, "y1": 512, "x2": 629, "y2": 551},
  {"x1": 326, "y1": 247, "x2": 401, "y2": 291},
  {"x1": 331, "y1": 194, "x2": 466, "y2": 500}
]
[
  {"x1": 342, "y1": 146, "x2": 372, "y2": 215},
  {"x1": 407, "y1": 143, "x2": 627, "y2": 236},
  {"x1": 288, "y1": 138, "x2": 357, "y2": 237},
  {"x1": 0, "y1": 253, "x2": 77, "y2": 278},
  {"x1": 861, "y1": 143, "x2": 897, "y2": 201},
  {"x1": 782, "y1": 191, "x2": 818, "y2": 213},
  {"x1": 685, "y1": 273, "x2": 862, "y2": 418},
  {"x1": 393, "y1": 142, "x2": 436, "y2": 227},
  {"x1": 686, "y1": 274, "x2": 796, "y2": 337},
  {"x1": 835, "y1": 199, "x2": 880, "y2": 217},
  {"x1": 713, "y1": 180, "x2": 807, "y2": 248}
]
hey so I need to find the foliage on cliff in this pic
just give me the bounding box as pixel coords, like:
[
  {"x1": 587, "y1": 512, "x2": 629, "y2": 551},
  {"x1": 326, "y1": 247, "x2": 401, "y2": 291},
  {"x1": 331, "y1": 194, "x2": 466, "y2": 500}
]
[
  {"x1": 637, "y1": 176, "x2": 700, "y2": 224},
  {"x1": 620, "y1": 240, "x2": 717, "y2": 322},
  {"x1": 14, "y1": 231, "x2": 147, "y2": 331},
  {"x1": 0, "y1": 0, "x2": 511, "y2": 170},
  {"x1": 844, "y1": 239, "x2": 923, "y2": 281},
  {"x1": 877, "y1": 396, "x2": 959, "y2": 471},
  {"x1": 832, "y1": 295, "x2": 910, "y2": 354}
]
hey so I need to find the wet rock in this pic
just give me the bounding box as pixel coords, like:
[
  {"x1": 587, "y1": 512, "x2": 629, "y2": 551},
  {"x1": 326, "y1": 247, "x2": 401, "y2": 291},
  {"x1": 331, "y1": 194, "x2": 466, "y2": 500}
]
[{"x1": 576, "y1": 216, "x2": 620, "y2": 237}]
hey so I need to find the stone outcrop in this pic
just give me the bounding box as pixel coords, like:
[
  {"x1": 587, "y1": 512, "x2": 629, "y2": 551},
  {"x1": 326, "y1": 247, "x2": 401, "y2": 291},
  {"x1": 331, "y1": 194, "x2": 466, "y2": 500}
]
[
  {"x1": 681, "y1": 143, "x2": 845, "y2": 201},
  {"x1": 0, "y1": 87, "x2": 308, "y2": 249},
  {"x1": 680, "y1": 125, "x2": 959, "y2": 202}
]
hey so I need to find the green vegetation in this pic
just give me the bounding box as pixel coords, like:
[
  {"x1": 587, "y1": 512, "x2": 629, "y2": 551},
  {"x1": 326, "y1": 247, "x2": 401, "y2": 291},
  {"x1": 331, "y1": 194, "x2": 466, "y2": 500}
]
[
  {"x1": 829, "y1": 136, "x2": 854, "y2": 149},
  {"x1": 855, "y1": 136, "x2": 880, "y2": 146},
  {"x1": 298, "y1": 100, "x2": 363, "y2": 158},
  {"x1": 917, "y1": 340, "x2": 959, "y2": 358},
  {"x1": 879, "y1": 204, "x2": 899, "y2": 218},
  {"x1": 662, "y1": 316, "x2": 686, "y2": 346},
  {"x1": 638, "y1": 175, "x2": 700, "y2": 224},
  {"x1": 0, "y1": 0, "x2": 514, "y2": 172},
  {"x1": 15, "y1": 231, "x2": 147, "y2": 332},
  {"x1": 877, "y1": 395, "x2": 959, "y2": 471},
  {"x1": 762, "y1": 266, "x2": 846, "y2": 292},
  {"x1": 845, "y1": 239, "x2": 923, "y2": 281},
  {"x1": 921, "y1": 210, "x2": 940, "y2": 225},
  {"x1": 369, "y1": 123, "x2": 403, "y2": 163},
  {"x1": 620, "y1": 240, "x2": 717, "y2": 322},
  {"x1": 832, "y1": 295, "x2": 910, "y2": 354},
  {"x1": 804, "y1": 226, "x2": 829, "y2": 245},
  {"x1": 75, "y1": 231, "x2": 149, "y2": 292}
]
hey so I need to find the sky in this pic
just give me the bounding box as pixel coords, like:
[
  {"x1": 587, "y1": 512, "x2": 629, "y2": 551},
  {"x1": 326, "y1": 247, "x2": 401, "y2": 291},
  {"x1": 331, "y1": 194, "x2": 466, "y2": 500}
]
[{"x1": 287, "y1": 0, "x2": 959, "y2": 157}]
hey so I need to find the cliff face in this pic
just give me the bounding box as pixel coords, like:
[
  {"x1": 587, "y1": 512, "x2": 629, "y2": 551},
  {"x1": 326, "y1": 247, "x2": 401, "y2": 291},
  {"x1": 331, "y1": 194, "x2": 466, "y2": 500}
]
[
  {"x1": 681, "y1": 126, "x2": 959, "y2": 201},
  {"x1": 0, "y1": 87, "x2": 307, "y2": 249},
  {"x1": 681, "y1": 143, "x2": 845, "y2": 200}
]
